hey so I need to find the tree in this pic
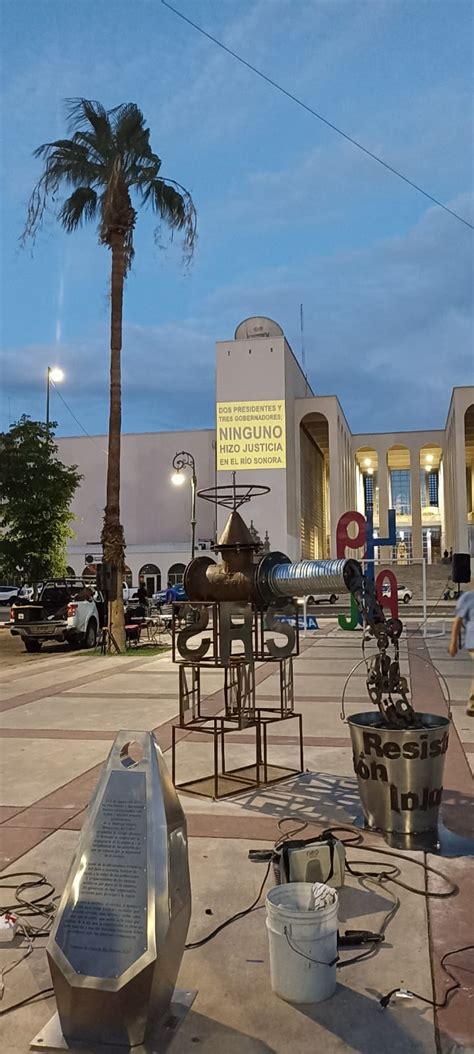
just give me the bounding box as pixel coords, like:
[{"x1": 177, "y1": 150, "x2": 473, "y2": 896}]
[
  {"x1": 23, "y1": 99, "x2": 197, "y2": 650},
  {"x1": 0, "y1": 417, "x2": 82, "y2": 584}
]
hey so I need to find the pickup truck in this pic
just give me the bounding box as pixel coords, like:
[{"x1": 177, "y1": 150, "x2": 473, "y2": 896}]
[{"x1": 10, "y1": 578, "x2": 105, "y2": 653}]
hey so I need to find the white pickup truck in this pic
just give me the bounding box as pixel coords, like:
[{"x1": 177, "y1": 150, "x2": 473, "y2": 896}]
[{"x1": 10, "y1": 579, "x2": 105, "y2": 653}]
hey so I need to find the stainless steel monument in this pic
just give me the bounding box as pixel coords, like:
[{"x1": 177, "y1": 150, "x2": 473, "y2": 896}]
[{"x1": 34, "y1": 730, "x2": 191, "y2": 1051}]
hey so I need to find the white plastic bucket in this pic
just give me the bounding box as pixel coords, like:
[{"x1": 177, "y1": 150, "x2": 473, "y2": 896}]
[{"x1": 265, "y1": 882, "x2": 338, "y2": 1004}]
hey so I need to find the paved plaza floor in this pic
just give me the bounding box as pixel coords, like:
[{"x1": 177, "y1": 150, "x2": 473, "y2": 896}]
[{"x1": 0, "y1": 619, "x2": 472, "y2": 1053}]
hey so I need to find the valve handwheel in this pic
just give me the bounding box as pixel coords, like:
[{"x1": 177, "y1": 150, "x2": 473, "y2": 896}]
[{"x1": 198, "y1": 471, "x2": 270, "y2": 510}]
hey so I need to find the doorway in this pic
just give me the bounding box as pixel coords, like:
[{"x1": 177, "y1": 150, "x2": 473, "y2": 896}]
[{"x1": 139, "y1": 563, "x2": 161, "y2": 597}]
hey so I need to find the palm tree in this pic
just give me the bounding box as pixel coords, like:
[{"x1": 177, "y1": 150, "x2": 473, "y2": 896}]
[{"x1": 23, "y1": 99, "x2": 197, "y2": 651}]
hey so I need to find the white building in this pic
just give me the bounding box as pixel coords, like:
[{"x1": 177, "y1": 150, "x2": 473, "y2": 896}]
[{"x1": 58, "y1": 317, "x2": 474, "y2": 590}]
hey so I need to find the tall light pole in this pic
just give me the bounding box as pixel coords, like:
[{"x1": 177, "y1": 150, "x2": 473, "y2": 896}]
[
  {"x1": 171, "y1": 451, "x2": 197, "y2": 560},
  {"x1": 46, "y1": 366, "x2": 64, "y2": 430}
]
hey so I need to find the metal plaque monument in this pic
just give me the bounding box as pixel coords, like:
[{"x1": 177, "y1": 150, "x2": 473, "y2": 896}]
[{"x1": 33, "y1": 730, "x2": 191, "y2": 1051}]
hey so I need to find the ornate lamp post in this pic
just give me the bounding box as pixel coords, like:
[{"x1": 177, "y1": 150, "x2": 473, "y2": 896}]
[{"x1": 171, "y1": 451, "x2": 197, "y2": 560}]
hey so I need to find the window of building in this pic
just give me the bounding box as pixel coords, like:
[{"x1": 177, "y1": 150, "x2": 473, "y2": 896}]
[
  {"x1": 362, "y1": 474, "x2": 374, "y2": 514},
  {"x1": 167, "y1": 563, "x2": 186, "y2": 586},
  {"x1": 390, "y1": 470, "x2": 411, "y2": 515},
  {"x1": 428, "y1": 472, "x2": 439, "y2": 506},
  {"x1": 420, "y1": 470, "x2": 439, "y2": 508}
]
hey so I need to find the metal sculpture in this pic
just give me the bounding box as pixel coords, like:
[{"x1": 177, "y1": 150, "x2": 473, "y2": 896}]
[{"x1": 183, "y1": 476, "x2": 416, "y2": 729}]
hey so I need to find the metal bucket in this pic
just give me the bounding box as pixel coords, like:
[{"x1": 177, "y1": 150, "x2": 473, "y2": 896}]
[{"x1": 348, "y1": 712, "x2": 450, "y2": 834}]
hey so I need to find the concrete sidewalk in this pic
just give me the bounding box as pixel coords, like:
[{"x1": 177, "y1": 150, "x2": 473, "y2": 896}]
[{"x1": 0, "y1": 620, "x2": 472, "y2": 1053}]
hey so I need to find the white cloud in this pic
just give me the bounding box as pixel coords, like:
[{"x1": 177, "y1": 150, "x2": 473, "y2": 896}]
[{"x1": 2, "y1": 193, "x2": 472, "y2": 435}]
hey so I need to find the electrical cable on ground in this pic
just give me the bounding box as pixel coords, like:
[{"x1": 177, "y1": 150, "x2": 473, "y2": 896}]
[
  {"x1": 160, "y1": 0, "x2": 473, "y2": 230},
  {"x1": 380, "y1": 945, "x2": 474, "y2": 1010},
  {"x1": 183, "y1": 820, "x2": 458, "y2": 963},
  {"x1": 184, "y1": 860, "x2": 271, "y2": 949},
  {"x1": 0, "y1": 872, "x2": 59, "y2": 1002},
  {"x1": 0, "y1": 872, "x2": 59, "y2": 937},
  {"x1": 0, "y1": 833, "x2": 469, "y2": 1014}
]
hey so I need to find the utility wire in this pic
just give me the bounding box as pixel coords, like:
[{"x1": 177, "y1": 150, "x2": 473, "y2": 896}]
[
  {"x1": 161, "y1": 0, "x2": 473, "y2": 231},
  {"x1": 51, "y1": 383, "x2": 108, "y2": 456}
]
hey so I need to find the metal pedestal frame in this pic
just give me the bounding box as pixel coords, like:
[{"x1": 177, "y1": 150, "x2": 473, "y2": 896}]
[{"x1": 171, "y1": 708, "x2": 304, "y2": 800}]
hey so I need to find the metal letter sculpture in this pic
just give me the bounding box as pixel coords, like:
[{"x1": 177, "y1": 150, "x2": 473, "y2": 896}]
[{"x1": 41, "y1": 731, "x2": 191, "y2": 1050}]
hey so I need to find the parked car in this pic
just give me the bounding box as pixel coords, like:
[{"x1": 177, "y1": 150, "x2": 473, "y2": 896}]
[
  {"x1": 0, "y1": 585, "x2": 33, "y2": 605},
  {"x1": 306, "y1": 592, "x2": 338, "y2": 605},
  {"x1": 10, "y1": 578, "x2": 105, "y2": 652},
  {"x1": 153, "y1": 584, "x2": 187, "y2": 605},
  {"x1": 382, "y1": 583, "x2": 413, "y2": 604}
]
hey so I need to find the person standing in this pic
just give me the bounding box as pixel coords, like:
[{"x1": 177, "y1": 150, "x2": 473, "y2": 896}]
[
  {"x1": 165, "y1": 581, "x2": 177, "y2": 604},
  {"x1": 137, "y1": 576, "x2": 148, "y2": 606},
  {"x1": 448, "y1": 587, "x2": 474, "y2": 715}
]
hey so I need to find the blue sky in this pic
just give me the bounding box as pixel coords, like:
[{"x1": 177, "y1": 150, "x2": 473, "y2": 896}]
[{"x1": 1, "y1": 0, "x2": 472, "y2": 437}]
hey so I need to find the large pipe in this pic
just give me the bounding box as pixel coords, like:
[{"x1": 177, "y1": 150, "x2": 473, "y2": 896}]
[
  {"x1": 185, "y1": 552, "x2": 363, "y2": 605},
  {"x1": 267, "y1": 558, "x2": 358, "y2": 598}
]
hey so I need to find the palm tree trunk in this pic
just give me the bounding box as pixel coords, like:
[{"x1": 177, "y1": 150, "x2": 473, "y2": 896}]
[{"x1": 102, "y1": 230, "x2": 126, "y2": 652}]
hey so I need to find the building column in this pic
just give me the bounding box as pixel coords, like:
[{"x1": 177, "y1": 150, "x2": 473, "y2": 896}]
[
  {"x1": 328, "y1": 418, "x2": 342, "y2": 556},
  {"x1": 453, "y1": 423, "x2": 469, "y2": 552},
  {"x1": 438, "y1": 459, "x2": 446, "y2": 553},
  {"x1": 410, "y1": 448, "x2": 422, "y2": 559},
  {"x1": 376, "y1": 445, "x2": 390, "y2": 555}
]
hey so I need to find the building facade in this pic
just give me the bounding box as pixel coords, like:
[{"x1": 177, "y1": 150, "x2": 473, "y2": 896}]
[{"x1": 58, "y1": 318, "x2": 474, "y2": 588}]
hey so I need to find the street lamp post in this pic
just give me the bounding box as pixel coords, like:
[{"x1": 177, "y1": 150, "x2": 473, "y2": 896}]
[
  {"x1": 171, "y1": 451, "x2": 197, "y2": 560},
  {"x1": 46, "y1": 366, "x2": 64, "y2": 430}
]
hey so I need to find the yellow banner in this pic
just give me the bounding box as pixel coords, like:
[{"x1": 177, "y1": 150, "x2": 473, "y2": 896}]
[{"x1": 216, "y1": 400, "x2": 286, "y2": 470}]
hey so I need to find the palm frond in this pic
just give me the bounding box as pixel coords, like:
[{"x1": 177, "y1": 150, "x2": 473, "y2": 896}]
[
  {"x1": 34, "y1": 139, "x2": 102, "y2": 190},
  {"x1": 112, "y1": 103, "x2": 161, "y2": 181},
  {"x1": 65, "y1": 98, "x2": 113, "y2": 151},
  {"x1": 70, "y1": 131, "x2": 110, "y2": 169},
  {"x1": 138, "y1": 176, "x2": 197, "y2": 263},
  {"x1": 58, "y1": 187, "x2": 99, "y2": 231}
]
